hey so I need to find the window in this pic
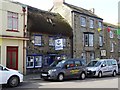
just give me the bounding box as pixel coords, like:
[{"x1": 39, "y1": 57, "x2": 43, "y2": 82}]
[
  {"x1": 35, "y1": 56, "x2": 42, "y2": 67},
  {"x1": 99, "y1": 36, "x2": 103, "y2": 46},
  {"x1": 81, "y1": 17, "x2": 86, "y2": 27},
  {"x1": 63, "y1": 39, "x2": 66, "y2": 47},
  {"x1": 34, "y1": 35, "x2": 42, "y2": 46},
  {"x1": 81, "y1": 53, "x2": 86, "y2": 59},
  {"x1": 107, "y1": 60, "x2": 112, "y2": 66},
  {"x1": 110, "y1": 31, "x2": 114, "y2": 38},
  {"x1": 90, "y1": 52, "x2": 95, "y2": 60},
  {"x1": 84, "y1": 33, "x2": 94, "y2": 47},
  {"x1": 27, "y1": 56, "x2": 43, "y2": 68},
  {"x1": 90, "y1": 19, "x2": 94, "y2": 28},
  {"x1": 26, "y1": 56, "x2": 34, "y2": 68},
  {"x1": 66, "y1": 61, "x2": 74, "y2": 68},
  {"x1": 49, "y1": 37, "x2": 55, "y2": 46},
  {"x1": 98, "y1": 21, "x2": 102, "y2": 29},
  {"x1": 7, "y1": 11, "x2": 18, "y2": 31},
  {"x1": 75, "y1": 61, "x2": 81, "y2": 67},
  {"x1": 110, "y1": 41, "x2": 114, "y2": 52}
]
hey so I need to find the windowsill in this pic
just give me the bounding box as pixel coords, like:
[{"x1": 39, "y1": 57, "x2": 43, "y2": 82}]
[
  {"x1": 6, "y1": 29, "x2": 19, "y2": 32},
  {"x1": 26, "y1": 67, "x2": 34, "y2": 69}
]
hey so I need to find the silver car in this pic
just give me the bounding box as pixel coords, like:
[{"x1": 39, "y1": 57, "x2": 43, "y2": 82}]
[{"x1": 87, "y1": 59, "x2": 118, "y2": 77}]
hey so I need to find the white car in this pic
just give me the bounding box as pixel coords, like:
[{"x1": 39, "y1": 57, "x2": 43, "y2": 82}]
[{"x1": 0, "y1": 64, "x2": 23, "y2": 87}]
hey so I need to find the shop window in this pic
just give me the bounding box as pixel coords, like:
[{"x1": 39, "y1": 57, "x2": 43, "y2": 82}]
[
  {"x1": 35, "y1": 56, "x2": 42, "y2": 68},
  {"x1": 27, "y1": 55, "x2": 43, "y2": 68},
  {"x1": 7, "y1": 11, "x2": 18, "y2": 31},
  {"x1": 26, "y1": 56, "x2": 34, "y2": 68},
  {"x1": 34, "y1": 35, "x2": 42, "y2": 46}
]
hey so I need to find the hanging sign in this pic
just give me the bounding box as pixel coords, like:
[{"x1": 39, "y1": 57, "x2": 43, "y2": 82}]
[{"x1": 55, "y1": 39, "x2": 63, "y2": 50}]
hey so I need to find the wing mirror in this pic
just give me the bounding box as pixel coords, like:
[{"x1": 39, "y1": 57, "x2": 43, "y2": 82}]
[{"x1": 101, "y1": 64, "x2": 106, "y2": 67}]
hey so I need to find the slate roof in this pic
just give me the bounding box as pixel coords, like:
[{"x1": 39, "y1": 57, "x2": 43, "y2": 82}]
[
  {"x1": 27, "y1": 6, "x2": 73, "y2": 37},
  {"x1": 64, "y1": 3, "x2": 103, "y2": 20}
]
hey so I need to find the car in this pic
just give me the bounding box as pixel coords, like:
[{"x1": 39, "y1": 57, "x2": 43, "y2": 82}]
[
  {"x1": 87, "y1": 59, "x2": 118, "y2": 78},
  {"x1": 40, "y1": 58, "x2": 87, "y2": 81},
  {"x1": 118, "y1": 62, "x2": 120, "y2": 74},
  {"x1": 0, "y1": 64, "x2": 23, "y2": 87}
]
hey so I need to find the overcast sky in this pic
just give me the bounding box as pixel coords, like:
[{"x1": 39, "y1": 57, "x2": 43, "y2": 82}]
[{"x1": 13, "y1": 0, "x2": 119, "y2": 25}]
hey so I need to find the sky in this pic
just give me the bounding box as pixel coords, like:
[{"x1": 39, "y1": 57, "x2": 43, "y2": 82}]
[{"x1": 13, "y1": 0, "x2": 120, "y2": 25}]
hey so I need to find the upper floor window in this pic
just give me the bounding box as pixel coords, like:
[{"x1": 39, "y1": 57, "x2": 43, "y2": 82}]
[
  {"x1": 63, "y1": 39, "x2": 66, "y2": 47},
  {"x1": 90, "y1": 19, "x2": 94, "y2": 28},
  {"x1": 110, "y1": 31, "x2": 114, "y2": 38},
  {"x1": 110, "y1": 41, "x2": 114, "y2": 52},
  {"x1": 49, "y1": 37, "x2": 55, "y2": 46},
  {"x1": 84, "y1": 33, "x2": 94, "y2": 47},
  {"x1": 99, "y1": 36, "x2": 103, "y2": 46},
  {"x1": 7, "y1": 11, "x2": 18, "y2": 31},
  {"x1": 81, "y1": 17, "x2": 86, "y2": 27},
  {"x1": 34, "y1": 35, "x2": 42, "y2": 46},
  {"x1": 98, "y1": 21, "x2": 102, "y2": 29}
]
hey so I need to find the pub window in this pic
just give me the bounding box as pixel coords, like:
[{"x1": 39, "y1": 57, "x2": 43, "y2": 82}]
[
  {"x1": 26, "y1": 56, "x2": 34, "y2": 68},
  {"x1": 49, "y1": 37, "x2": 55, "y2": 46}
]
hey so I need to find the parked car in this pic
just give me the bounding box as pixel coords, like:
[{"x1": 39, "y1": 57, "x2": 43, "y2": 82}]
[
  {"x1": 118, "y1": 62, "x2": 120, "y2": 74},
  {"x1": 40, "y1": 58, "x2": 87, "y2": 81},
  {"x1": 87, "y1": 59, "x2": 118, "y2": 78},
  {"x1": 0, "y1": 64, "x2": 23, "y2": 87}
]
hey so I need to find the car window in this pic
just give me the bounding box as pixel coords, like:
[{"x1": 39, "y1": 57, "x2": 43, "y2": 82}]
[
  {"x1": 107, "y1": 60, "x2": 112, "y2": 66},
  {"x1": 111, "y1": 60, "x2": 116, "y2": 65},
  {"x1": 0, "y1": 66, "x2": 3, "y2": 70},
  {"x1": 75, "y1": 61, "x2": 81, "y2": 67},
  {"x1": 66, "y1": 61, "x2": 74, "y2": 68}
]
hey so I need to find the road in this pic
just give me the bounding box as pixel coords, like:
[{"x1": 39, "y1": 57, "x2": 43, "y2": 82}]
[{"x1": 2, "y1": 76, "x2": 119, "y2": 89}]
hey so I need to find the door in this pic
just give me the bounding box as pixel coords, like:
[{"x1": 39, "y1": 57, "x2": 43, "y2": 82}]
[
  {"x1": 6, "y1": 47, "x2": 18, "y2": 70},
  {"x1": 101, "y1": 61, "x2": 109, "y2": 75}
]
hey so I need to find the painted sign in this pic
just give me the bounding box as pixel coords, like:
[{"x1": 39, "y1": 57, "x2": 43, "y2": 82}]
[
  {"x1": 101, "y1": 50, "x2": 106, "y2": 56},
  {"x1": 55, "y1": 39, "x2": 63, "y2": 50}
]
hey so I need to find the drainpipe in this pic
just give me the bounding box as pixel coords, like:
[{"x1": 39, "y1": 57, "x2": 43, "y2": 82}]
[{"x1": 22, "y1": 7, "x2": 26, "y2": 75}]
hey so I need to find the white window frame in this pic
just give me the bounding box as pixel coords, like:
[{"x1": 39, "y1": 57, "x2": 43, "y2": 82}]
[
  {"x1": 34, "y1": 35, "x2": 42, "y2": 46},
  {"x1": 26, "y1": 56, "x2": 34, "y2": 68},
  {"x1": 81, "y1": 17, "x2": 86, "y2": 27},
  {"x1": 90, "y1": 19, "x2": 94, "y2": 28},
  {"x1": 7, "y1": 11, "x2": 18, "y2": 31}
]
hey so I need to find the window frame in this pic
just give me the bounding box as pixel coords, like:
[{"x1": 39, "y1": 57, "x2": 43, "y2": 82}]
[
  {"x1": 34, "y1": 35, "x2": 42, "y2": 46},
  {"x1": 110, "y1": 31, "x2": 114, "y2": 38},
  {"x1": 84, "y1": 33, "x2": 94, "y2": 47},
  {"x1": 98, "y1": 21, "x2": 102, "y2": 29},
  {"x1": 49, "y1": 36, "x2": 55, "y2": 47},
  {"x1": 90, "y1": 19, "x2": 94, "y2": 29},
  {"x1": 7, "y1": 11, "x2": 18, "y2": 31},
  {"x1": 81, "y1": 16, "x2": 86, "y2": 27},
  {"x1": 99, "y1": 36, "x2": 103, "y2": 47}
]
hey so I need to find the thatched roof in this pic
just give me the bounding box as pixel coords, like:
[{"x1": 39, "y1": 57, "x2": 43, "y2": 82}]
[
  {"x1": 27, "y1": 6, "x2": 73, "y2": 37},
  {"x1": 64, "y1": 3, "x2": 103, "y2": 20}
]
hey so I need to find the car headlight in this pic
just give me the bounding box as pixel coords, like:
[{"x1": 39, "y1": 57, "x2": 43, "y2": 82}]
[{"x1": 48, "y1": 69, "x2": 56, "y2": 74}]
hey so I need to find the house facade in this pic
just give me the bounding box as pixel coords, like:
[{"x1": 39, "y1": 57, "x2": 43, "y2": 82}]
[
  {"x1": 103, "y1": 22, "x2": 119, "y2": 61},
  {"x1": 0, "y1": 0, "x2": 28, "y2": 74},
  {"x1": 26, "y1": 6, "x2": 72, "y2": 73},
  {"x1": 51, "y1": 0, "x2": 104, "y2": 63}
]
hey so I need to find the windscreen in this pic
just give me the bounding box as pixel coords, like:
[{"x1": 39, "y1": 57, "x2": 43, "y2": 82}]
[{"x1": 87, "y1": 61, "x2": 102, "y2": 67}]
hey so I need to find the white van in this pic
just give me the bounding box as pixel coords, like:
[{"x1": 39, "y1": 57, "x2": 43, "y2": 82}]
[{"x1": 87, "y1": 59, "x2": 118, "y2": 77}]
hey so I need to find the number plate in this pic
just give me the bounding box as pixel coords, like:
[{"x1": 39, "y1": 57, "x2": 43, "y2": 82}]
[{"x1": 42, "y1": 74, "x2": 47, "y2": 76}]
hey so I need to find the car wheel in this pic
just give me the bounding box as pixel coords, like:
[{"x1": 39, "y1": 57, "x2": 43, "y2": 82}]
[
  {"x1": 58, "y1": 74, "x2": 64, "y2": 81},
  {"x1": 98, "y1": 71, "x2": 102, "y2": 78},
  {"x1": 8, "y1": 76, "x2": 19, "y2": 87},
  {"x1": 80, "y1": 72, "x2": 86, "y2": 80},
  {"x1": 112, "y1": 71, "x2": 116, "y2": 77}
]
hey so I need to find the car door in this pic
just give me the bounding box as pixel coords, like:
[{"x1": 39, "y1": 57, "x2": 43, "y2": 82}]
[
  {"x1": 64, "y1": 60, "x2": 75, "y2": 79},
  {"x1": 0, "y1": 66, "x2": 10, "y2": 84},
  {"x1": 101, "y1": 61, "x2": 109, "y2": 75}
]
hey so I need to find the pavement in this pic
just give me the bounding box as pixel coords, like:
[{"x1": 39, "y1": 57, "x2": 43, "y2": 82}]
[{"x1": 23, "y1": 73, "x2": 41, "y2": 81}]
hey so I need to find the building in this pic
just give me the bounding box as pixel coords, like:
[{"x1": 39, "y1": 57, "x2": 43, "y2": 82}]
[
  {"x1": 0, "y1": 0, "x2": 28, "y2": 74},
  {"x1": 103, "y1": 22, "x2": 119, "y2": 61},
  {"x1": 51, "y1": 0, "x2": 104, "y2": 62},
  {"x1": 26, "y1": 6, "x2": 72, "y2": 73}
]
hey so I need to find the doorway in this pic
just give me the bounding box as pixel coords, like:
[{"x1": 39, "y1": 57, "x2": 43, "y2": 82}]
[{"x1": 6, "y1": 46, "x2": 18, "y2": 70}]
